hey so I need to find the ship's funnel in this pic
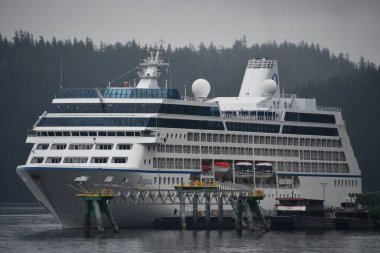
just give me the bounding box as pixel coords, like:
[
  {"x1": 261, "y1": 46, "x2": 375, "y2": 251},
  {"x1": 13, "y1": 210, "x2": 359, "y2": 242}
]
[{"x1": 238, "y1": 58, "x2": 280, "y2": 98}]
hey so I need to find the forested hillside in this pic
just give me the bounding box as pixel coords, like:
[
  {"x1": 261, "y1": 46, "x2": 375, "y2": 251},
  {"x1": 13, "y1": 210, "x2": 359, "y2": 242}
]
[{"x1": 0, "y1": 31, "x2": 379, "y2": 201}]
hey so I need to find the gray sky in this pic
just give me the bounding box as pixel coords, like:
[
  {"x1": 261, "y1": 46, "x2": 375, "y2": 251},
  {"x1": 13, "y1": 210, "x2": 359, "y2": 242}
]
[{"x1": 1, "y1": 0, "x2": 380, "y2": 65}]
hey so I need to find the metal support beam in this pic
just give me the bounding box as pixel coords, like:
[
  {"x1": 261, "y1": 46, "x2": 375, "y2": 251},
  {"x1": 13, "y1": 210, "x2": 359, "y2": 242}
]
[
  {"x1": 218, "y1": 195, "x2": 224, "y2": 225},
  {"x1": 102, "y1": 201, "x2": 119, "y2": 233},
  {"x1": 245, "y1": 202, "x2": 254, "y2": 231},
  {"x1": 84, "y1": 200, "x2": 91, "y2": 235},
  {"x1": 235, "y1": 197, "x2": 244, "y2": 233},
  {"x1": 92, "y1": 200, "x2": 104, "y2": 232},
  {"x1": 205, "y1": 193, "x2": 211, "y2": 229},
  {"x1": 179, "y1": 192, "x2": 186, "y2": 230},
  {"x1": 248, "y1": 200, "x2": 270, "y2": 232},
  {"x1": 192, "y1": 192, "x2": 198, "y2": 228}
]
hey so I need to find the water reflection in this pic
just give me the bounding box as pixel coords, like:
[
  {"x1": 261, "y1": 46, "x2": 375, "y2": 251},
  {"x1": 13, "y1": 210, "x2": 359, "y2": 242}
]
[{"x1": 1, "y1": 213, "x2": 379, "y2": 253}]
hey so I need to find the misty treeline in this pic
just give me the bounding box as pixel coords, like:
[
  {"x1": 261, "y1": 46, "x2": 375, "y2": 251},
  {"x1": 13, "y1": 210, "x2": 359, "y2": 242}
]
[{"x1": 0, "y1": 31, "x2": 379, "y2": 201}]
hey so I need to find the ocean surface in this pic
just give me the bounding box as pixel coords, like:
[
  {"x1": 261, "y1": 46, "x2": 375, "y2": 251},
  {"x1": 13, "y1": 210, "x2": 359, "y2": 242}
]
[{"x1": 0, "y1": 207, "x2": 380, "y2": 253}]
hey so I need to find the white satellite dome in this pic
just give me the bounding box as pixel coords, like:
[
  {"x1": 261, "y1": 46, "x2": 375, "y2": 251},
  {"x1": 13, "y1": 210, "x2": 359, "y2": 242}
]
[
  {"x1": 262, "y1": 79, "x2": 278, "y2": 97},
  {"x1": 192, "y1": 79, "x2": 211, "y2": 98}
]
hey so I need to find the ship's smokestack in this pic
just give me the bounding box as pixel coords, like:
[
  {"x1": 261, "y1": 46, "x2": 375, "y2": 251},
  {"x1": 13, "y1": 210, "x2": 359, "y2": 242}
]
[{"x1": 238, "y1": 58, "x2": 280, "y2": 98}]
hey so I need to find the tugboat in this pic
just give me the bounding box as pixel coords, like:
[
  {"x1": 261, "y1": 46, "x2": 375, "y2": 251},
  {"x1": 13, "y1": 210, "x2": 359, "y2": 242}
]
[
  {"x1": 270, "y1": 197, "x2": 335, "y2": 230},
  {"x1": 335, "y1": 202, "x2": 375, "y2": 229}
]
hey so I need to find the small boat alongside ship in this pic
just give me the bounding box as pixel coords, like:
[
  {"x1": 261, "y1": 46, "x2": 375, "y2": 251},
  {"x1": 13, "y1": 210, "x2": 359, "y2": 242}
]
[
  {"x1": 270, "y1": 197, "x2": 335, "y2": 230},
  {"x1": 335, "y1": 202, "x2": 375, "y2": 229},
  {"x1": 270, "y1": 198, "x2": 376, "y2": 230}
]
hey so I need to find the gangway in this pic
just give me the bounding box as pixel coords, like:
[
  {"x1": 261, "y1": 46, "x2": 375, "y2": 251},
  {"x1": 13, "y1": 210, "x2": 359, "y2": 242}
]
[{"x1": 73, "y1": 182, "x2": 270, "y2": 232}]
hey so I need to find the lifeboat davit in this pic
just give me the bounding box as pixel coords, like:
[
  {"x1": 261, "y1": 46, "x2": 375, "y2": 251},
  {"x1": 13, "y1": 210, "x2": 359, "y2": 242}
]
[{"x1": 213, "y1": 161, "x2": 230, "y2": 173}]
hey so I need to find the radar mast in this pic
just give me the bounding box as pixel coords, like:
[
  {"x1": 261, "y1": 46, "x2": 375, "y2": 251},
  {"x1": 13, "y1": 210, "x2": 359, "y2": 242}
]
[{"x1": 136, "y1": 44, "x2": 169, "y2": 89}]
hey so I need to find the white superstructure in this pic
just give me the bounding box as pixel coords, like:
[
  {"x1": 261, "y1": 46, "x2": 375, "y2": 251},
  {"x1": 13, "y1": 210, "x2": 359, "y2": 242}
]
[{"x1": 16, "y1": 52, "x2": 362, "y2": 228}]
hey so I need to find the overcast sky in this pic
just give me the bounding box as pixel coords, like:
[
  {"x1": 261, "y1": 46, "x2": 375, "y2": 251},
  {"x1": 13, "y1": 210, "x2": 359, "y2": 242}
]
[{"x1": 1, "y1": 0, "x2": 379, "y2": 65}]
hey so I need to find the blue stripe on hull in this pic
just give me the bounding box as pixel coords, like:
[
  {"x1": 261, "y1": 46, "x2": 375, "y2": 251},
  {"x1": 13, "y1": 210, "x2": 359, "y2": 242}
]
[
  {"x1": 22, "y1": 166, "x2": 200, "y2": 174},
  {"x1": 278, "y1": 173, "x2": 361, "y2": 178},
  {"x1": 21, "y1": 166, "x2": 360, "y2": 178}
]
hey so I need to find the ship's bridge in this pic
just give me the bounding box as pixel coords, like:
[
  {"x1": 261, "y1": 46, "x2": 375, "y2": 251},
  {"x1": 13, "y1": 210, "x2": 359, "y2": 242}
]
[{"x1": 55, "y1": 88, "x2": 181, "y2": 100}]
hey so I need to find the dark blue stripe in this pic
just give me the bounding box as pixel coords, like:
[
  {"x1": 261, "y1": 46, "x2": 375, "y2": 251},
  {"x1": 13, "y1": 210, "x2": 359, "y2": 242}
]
[
  {"x1": 23, "y1": 166, "x2": 201, "y2": 174},
  {"x1": 22, "y1": 167, "x2": 360, "y2": 178},
  {"x1": 278, "y1": 173, "x2": 361, "y2": 178}
]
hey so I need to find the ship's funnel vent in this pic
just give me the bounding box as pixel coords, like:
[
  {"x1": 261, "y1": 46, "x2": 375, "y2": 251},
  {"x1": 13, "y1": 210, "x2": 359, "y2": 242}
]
[{"x1": 239, "y1": 58, "x2": 280, "y2": 98}]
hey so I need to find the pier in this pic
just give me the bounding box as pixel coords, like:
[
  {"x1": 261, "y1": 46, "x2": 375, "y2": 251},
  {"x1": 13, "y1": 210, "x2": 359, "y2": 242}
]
[
  {"x1": 76, "y1": 182, "x2": 270, "y2": 232},
  {"x1": 77, "y1": 190, "x2": 119, "y2": 235}
]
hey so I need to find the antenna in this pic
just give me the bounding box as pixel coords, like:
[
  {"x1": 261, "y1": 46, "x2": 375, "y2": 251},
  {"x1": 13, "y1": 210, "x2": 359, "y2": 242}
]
[
  {"x1": 60, "y1": 49, "x2": 63, "y2": 89},
  {"x1": 169, "y1": 61, "x2": 172, "y2": 89}
]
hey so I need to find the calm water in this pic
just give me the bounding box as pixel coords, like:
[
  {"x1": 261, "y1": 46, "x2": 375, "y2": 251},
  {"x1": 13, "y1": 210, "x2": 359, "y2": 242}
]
[{"x1": 0, "y1": 209, "x2": 380, "y2": 253}]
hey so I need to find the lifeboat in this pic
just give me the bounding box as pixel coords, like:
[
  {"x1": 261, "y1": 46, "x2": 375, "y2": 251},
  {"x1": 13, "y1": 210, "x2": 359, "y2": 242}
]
[
  {"x1": 256, "y1": 162, "x2": 272, "y2": 167},
  {"x1": 213, "y1": 161, "x2": 230, "y2": 173},
  {"x1": 234, "y1": 161, "x2": 254, "y2": 178},
  {"x1": 235, "y1": 161, "x2": 253, "y2": 167}
]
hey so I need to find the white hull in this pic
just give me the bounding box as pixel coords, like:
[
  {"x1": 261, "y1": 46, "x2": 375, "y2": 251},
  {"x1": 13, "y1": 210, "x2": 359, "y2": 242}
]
[{"x1": 17, "y1": 166, "x2": 361, "y2": 228}]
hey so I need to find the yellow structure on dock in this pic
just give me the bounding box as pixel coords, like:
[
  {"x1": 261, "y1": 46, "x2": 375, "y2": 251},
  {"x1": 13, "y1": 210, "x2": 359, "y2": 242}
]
[
  {"x1": 76, "y1": 189, "x2": 119, "y2": 234},
  {"x1": 174, "y1": 179, "x2": 219, "y2": 190},
  {"x1": 76, "y1": 189, "x2": 115, "y2": 200},
  {"x1": 247, "y1": 189, "x2": 266, "y2": 199}
]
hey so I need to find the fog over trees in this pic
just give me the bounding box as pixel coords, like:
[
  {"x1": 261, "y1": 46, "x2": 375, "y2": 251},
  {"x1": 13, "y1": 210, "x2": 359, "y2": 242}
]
[{"x1": 1, "y1": 31, "x2": 379, "y2": 201}]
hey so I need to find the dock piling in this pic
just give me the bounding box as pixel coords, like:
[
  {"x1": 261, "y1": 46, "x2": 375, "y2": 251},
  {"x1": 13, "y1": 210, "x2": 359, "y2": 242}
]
[
  {"x1": 84, "y1": 200, "x2": 91, "y2": 235},
  {"x1": 245, "y1": 202, "x2": 255, "y2": 231},
  {"x1": 103, "y1": 201, "x2": 119, "y2": 233},
  {"x1": 247, "y1": 199, "x2": 270, "y2": 231},
  {"x1": 92, "y1": 200, "x2": 104, "y2": 232},
  {"x1": 218, "y1": 195, "x2": 224, "y2": 225},
  {"x1": 235, "y1": 197, "x2": 244, "y2": 232},
  {"x1": 205, "y1": 193, "x2": 211, "y2": 229},
  {"x1": 77, "y1": 192, "x2": 118, "y2": 234},
  {"x1": 192, "y1": 192, "x2": 198, "y2": 228},
  {"x1": 179, "y1": 191, "x2": 186, "y2": 230}
]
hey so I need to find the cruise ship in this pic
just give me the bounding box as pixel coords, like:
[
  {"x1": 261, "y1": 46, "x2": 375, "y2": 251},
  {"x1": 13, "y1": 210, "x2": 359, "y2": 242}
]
[{"x1": 16, "y1": 50, "x2": 362, "y2": 228}]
